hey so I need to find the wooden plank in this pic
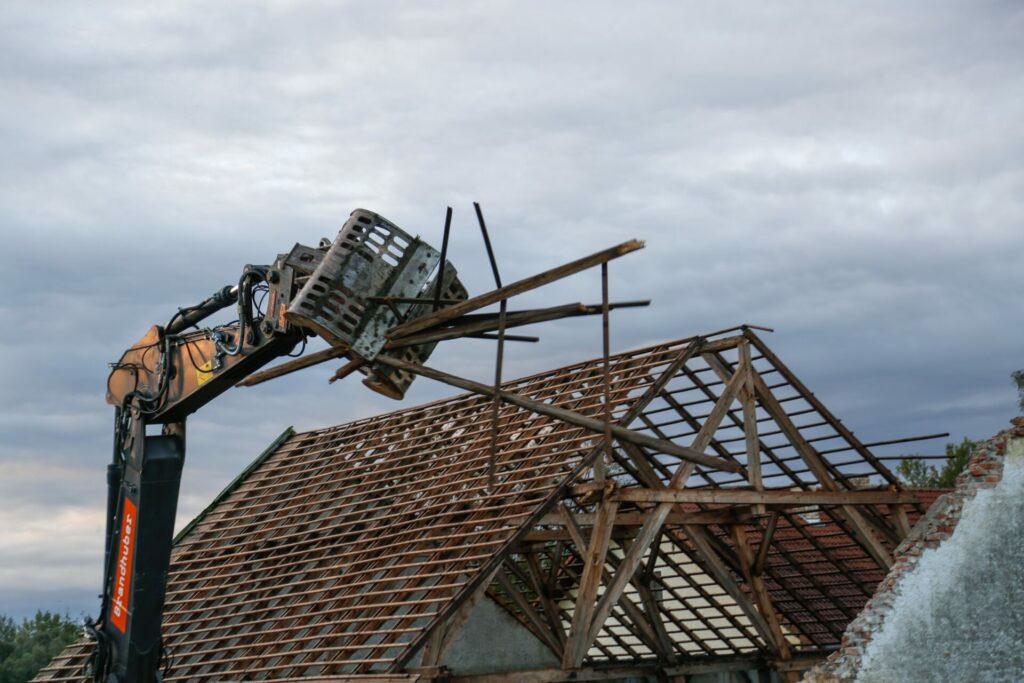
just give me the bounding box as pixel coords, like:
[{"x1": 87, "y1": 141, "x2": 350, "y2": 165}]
[
  {"x1": 387, "y1": 240, "x2": 645, "y2": 340},
  {"x1": 608, "y1": 487, "x2": 921, "y2": 506},
  {"x1": 562, "y1": 501, "x2": 617, "y2": 668},
  {"x1": 375, "y1": 355, "x2": 742, "y2": 472}
]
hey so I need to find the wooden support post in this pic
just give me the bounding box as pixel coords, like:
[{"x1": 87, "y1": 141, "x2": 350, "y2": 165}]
[
  {"x1": 737, "y1": 340, "x2": 764, "y2": 514},
  {"x1": 636, "y1": 580, "x2": 677, "y2": 665},
  {"x1": 562, "y1": 501, "x2": 618, "y2": 668},
  {"x1": 578, "y1": 366, "x2": 748, "y2": 658},
  {"x1": 557, "y1": 509, "x2": 674, "y2": 664},
  {"x1": 892, "y1": 501, "x2": 912, "y2": 540}
]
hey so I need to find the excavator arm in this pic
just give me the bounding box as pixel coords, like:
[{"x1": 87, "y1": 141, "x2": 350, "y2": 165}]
[{"x1": 88, "y1": 210, "x2": 468, "y2": 683}]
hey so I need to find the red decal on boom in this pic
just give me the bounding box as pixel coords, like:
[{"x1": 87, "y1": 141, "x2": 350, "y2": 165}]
[{"x1": 110, "y1": 497, "x2": 137, "y2": 633}]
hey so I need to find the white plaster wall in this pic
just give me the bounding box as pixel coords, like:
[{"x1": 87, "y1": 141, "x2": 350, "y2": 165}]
[{"x1": 855, "y1": 438, "x2": 1024, "y2": 683}]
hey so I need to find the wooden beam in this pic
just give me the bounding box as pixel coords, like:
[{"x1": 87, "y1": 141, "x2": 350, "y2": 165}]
[
  {"x1": 636, "y1": 580, "x2": 677, "y2": 665},
  {"x1": 536, "y1": 508, "x2": 754, "y2": 527},
  {"x1": 578, "y1": 365, "x2": 751, "y2": 658},
  {"x1": 562, "y1": 501, "x2": 618, "y2": 668},
  {"x1": 554, "y1": 507, "x2": 668, "y2": 661},
  {"x1": 387, "y1": 240, "x2": 645, "y2": 340},
  {"x1": 388, "y1": 301, "x2": 649, "y2": 349},
  {"x1": 737, "y1": 340, "x2": 764, "y2": 511},
  {"x1": 892, "y1": 501, "x2": 912, "y2": 540},
  {"x1": 447, "y1": 652, "x2": 833, "y2": 682},
  {"x1": 375, "y1": 355, "x2": 742, "y2": 472},
  {"x1": 607, "y1": 487, "x2": 922, "y2": 506}
]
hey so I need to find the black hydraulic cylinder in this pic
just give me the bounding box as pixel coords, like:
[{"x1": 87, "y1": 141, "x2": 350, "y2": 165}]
[
  {"x1": 103, "y1": 420, "x2": 186, "y2": 683},
  {"x1": 165, "y1": 286, "x2": 237, "y2": 335}
]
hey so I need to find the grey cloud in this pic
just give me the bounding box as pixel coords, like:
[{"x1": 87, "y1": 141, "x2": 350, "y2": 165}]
[{"x1": 0, "y1": 0, "x2": 1021, "y2": 619}]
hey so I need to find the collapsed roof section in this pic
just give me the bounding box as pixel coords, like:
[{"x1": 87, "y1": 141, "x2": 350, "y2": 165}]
[{"x1": 37, "y1": 328, "x2": 940, "y2": 682}]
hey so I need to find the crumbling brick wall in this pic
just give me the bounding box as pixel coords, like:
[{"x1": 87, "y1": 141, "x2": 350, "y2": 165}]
[{"x1": 803, "y1": 418, "x2": 1024, "y2": 683}]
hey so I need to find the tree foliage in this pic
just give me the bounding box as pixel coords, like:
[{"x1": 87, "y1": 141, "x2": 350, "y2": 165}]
[
  {"x1": 896, "y1": 438, "x2": 977, "y2": 489},
  {"x1": 0, "y1": 612, "x2": 79, "y2": 683}
]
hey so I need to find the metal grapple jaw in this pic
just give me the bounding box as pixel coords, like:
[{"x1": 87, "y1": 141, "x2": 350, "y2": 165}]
[{"x1": 285, "y1": 208, "x2": 467, "y2": 399}]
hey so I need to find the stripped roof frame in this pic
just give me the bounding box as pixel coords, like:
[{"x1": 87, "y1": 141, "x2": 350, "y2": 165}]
[{"x1": 37, "y1": 327, "x2": 942, "y2": 682}]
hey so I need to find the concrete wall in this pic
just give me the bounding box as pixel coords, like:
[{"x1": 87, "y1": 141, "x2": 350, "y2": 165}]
[
  {"x1": 442, "y1": 595, "x2": 560, "y2": 675},
  {"x1": 805, "y1": 422, "x2": 1024, "y2": 682}
]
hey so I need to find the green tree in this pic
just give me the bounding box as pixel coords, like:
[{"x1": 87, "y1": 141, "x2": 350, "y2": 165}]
[
  {"x1": 0, "y1": 611, "x2": 80, "y2": 683},
  {"x1": 896, "y1": 438, "x2": 977, "y2": 489}
]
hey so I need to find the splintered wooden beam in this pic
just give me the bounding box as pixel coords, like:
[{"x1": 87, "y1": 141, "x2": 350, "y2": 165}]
[
  {"x1": 236, "y1": 345, "x2": 350, "y2": 387},
  {"x1": 374, "y1": 356, "x2": 742, "y2": 472},
  {"x1": 386, "y1": 240, "x2": 646, "y2": 340}
]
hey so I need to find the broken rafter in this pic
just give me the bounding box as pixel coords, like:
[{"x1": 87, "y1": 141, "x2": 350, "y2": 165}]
[{"x1": 387, "y1": 301, "x2": 649, "y2": 349}]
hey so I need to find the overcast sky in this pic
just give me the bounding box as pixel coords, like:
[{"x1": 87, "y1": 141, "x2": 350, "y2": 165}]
[{"x1": 0, "y1": 1, "x2": 1021, "y2": 621}]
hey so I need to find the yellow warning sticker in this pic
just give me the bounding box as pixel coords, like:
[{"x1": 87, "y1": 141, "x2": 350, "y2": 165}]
[{"x1": 196, "y1": 360, "x2": 214, "y2": 386}]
